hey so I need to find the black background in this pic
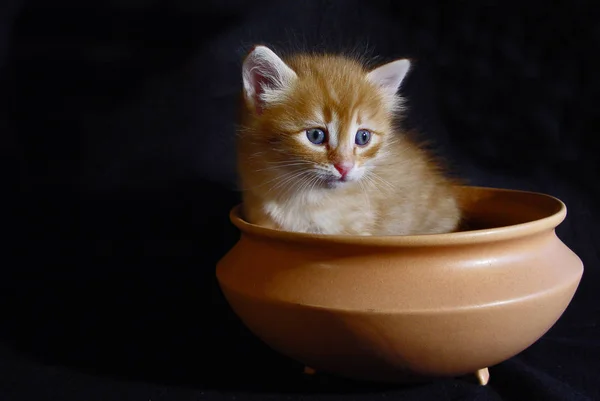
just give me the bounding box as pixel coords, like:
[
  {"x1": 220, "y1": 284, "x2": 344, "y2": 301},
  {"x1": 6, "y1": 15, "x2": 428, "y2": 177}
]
[{"x1": 1, "y1": 1, "x2": 599, "y2": 400}]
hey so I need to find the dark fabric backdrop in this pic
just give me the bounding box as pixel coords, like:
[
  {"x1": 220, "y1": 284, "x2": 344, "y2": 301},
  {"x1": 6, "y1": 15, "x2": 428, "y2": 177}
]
[{"x1": 1, "y1": 1, "x2": 598, "y2": 400}]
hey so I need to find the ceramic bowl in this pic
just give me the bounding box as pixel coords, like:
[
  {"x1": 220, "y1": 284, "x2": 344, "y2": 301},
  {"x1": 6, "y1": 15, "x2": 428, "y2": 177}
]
[{"x1": 216, "y1": 186, "x2": 583, "y2": 384}]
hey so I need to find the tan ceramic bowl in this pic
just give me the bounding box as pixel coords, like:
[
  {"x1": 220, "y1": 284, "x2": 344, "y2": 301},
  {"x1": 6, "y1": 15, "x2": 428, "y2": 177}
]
[{"x1": 216, "y1": 186, "x2": 583, "y2": 384}]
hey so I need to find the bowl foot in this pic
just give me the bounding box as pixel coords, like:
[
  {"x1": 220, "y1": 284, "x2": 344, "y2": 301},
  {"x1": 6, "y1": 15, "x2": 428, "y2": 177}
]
[
  {"x1": 475, "y1": 368, "x2": 490, "y2": 386},
  {"x1": 301, "y1": 365, "x2": 490, "y2": 385},
  {"x1": 303, "y1": 366, "x2": 317, "y2": 375}
]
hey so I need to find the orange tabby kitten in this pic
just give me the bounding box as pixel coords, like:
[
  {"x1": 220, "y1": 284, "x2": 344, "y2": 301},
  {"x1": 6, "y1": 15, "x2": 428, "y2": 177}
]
[{"x1": 236, "y1": 45, "x2": 461, "y2": 235}]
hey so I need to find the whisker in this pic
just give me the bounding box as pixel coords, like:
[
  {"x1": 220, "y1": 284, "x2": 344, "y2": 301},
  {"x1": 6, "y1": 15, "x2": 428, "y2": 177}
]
[
  {"x1": 269, "y1": 170, "x2": 307, "y2": 191},
  {"x1": 297, "y1": 171, "x2": 320, "y2": 195},
  {"x1": 368, "y1": 171, "x2": 395, "y2": 192},
  {"x1": 255, "y1": 163, "x2": 312, "y2": 172},
  {"x1": 358, "y1": 179, "x2": 373, "y2": 227},
  {"x1": 269, "y1": 170, "x2": 312, "y2": 194},
  {"x1": 239, "y1": 168, "x2": 305, "y2": 191}
]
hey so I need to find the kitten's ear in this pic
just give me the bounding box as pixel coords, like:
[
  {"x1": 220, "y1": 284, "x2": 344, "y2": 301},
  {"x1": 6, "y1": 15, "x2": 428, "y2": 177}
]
[
  {"x1": 367, "y1": 59, "x2": 411, "y2": 97},
  {"x1": 242, "y1": 45, "x2": 297, "y2": 114}
]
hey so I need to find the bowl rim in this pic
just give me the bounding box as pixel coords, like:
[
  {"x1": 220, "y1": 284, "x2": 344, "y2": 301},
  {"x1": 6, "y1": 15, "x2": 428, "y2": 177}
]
[{"x1": 228, "y1": 186, "x2": 567, "y2": 247}]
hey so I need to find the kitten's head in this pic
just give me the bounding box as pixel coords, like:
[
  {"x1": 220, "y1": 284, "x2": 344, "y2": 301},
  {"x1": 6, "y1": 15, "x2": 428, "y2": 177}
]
[{"x1": 239, "y1": 45, "x2": 411, "y2": 191}]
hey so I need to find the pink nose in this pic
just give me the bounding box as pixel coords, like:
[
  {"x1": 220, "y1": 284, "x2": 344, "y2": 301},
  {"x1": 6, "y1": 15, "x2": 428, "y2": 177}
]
[{"x1": 334, "y1": 162, "x2": 354, "y2": 178}]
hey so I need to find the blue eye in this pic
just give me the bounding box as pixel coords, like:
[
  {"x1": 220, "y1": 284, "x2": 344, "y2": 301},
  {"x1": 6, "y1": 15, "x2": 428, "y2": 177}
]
[
  {"x1": 355, "y1": 129, "x2": 372, "y2": 146},
  {"x1": 306, "y1": 128, "x2": 326, "y2": 145}
]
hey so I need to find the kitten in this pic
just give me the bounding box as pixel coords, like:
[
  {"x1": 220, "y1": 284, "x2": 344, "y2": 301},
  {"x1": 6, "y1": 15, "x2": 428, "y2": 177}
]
[{"x1": 235, "y1": 45, "x2": 461, "y2": 236}]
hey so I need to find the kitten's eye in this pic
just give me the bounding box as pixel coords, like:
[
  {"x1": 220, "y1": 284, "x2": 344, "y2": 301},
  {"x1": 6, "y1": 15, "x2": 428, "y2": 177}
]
[
  {"x1": 306, "y1": 128, "x2": 326, "y2": 145},
  {"x1": 355, "y1": 129, "x2": 372, "y2": 146}
]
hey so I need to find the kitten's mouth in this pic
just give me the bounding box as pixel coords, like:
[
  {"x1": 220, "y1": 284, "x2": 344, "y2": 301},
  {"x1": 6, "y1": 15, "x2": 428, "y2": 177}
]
[{"x1": 323, "y1": 175, "x2": 350, "y2": 188}]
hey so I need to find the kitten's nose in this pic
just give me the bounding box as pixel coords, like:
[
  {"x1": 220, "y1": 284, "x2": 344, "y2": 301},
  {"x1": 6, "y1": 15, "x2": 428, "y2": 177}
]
[{"x1": 334, "y1": 161, "x2": 354, "y2": 178}]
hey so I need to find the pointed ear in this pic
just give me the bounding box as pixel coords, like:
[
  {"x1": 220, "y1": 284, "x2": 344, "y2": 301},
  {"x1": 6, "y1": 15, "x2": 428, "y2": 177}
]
[
  {"x1": 366, "y1": 59, "x2": 411, "y2": 97},
  {"x1": 242, "y1": 45, "x2": 297, "y2": 114}
]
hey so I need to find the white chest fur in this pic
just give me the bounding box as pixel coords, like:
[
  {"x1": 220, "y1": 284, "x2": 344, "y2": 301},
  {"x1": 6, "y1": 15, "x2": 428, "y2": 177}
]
[{"x1": 262, "y1": 189, "x2": 375, "y2": 235}]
